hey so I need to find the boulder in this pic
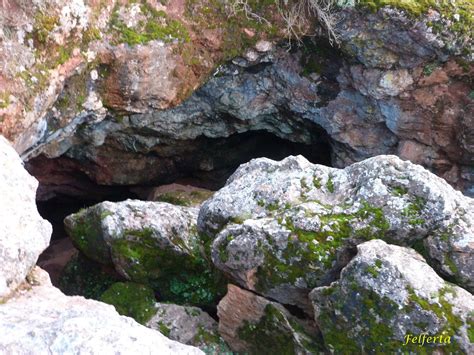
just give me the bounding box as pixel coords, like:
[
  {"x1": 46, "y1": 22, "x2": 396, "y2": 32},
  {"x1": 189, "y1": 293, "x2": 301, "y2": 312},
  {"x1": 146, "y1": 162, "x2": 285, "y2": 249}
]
[
  {"x1": 0, "y1": 267, "x2": 202, "y2": 354},
  {"x1": 217, "y1": 284, "x2": 322, "y2": 354},
  {"x1": 0, "y1": 136, "x2": 51, "y2": 299},
  {"x1": 198, "y1": 155, "x2": 474, "y2": 311},
  {"x1": 310, "y1": 239, "x2": 474, "y2": 353},
  {"x1": 147, "y1": 303, "x2": 230, "y2": 353},
  {"x1": 64, "y1": 200, "x2": 225, "y2": 306}
]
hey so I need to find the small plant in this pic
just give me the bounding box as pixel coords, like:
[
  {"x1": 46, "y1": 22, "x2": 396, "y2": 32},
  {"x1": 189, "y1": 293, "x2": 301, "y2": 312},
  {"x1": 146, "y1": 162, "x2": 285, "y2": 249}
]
[{"x1": 227, "y1": 0, "x2": 341, "y2": 44}]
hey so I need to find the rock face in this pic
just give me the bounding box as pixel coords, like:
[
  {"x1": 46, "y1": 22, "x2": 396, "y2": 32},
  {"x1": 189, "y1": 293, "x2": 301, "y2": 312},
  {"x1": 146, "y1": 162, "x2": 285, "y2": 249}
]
[
  {"x1": 0, "y1": 268, "x2": 202, "y2": 354},
  {"x1": 64, "y1": 199, "x2": 225, "y2": 306},
  {"x1": 217, "y1": 284, "x2": 321, "y2": 354},
  {"x1": 198, "y1": 155, "x2": 474, "y2": 311},
  {"x1": 146, "y1": 303, "x2": 230, "y2": 353},
  {"x1": 0, "y1": 136, "x2": 51, "y2": 299},
  {"x1": 310, "y1": 239, "x2": 474, "y2": 353},
  {"x1": 18, "y1": 2, "x2": 473, "y2": 198}
]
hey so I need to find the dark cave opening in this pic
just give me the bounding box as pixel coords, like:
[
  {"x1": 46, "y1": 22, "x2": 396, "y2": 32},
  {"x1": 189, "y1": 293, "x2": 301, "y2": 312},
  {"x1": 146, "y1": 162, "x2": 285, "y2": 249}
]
[{"x1": 32, "y1": 128, "x2": 333, "y2": 306}]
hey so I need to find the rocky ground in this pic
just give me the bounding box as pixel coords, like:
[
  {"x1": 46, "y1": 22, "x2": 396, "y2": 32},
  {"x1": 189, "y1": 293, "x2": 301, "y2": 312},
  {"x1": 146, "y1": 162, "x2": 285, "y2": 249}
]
[{"x1": 0, "y1": 0, "x2": 473, "y2": 354}]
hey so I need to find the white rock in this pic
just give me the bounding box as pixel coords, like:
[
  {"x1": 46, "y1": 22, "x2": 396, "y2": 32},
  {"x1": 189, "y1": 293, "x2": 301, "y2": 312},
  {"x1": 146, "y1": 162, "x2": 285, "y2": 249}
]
[
  {"x1": 0, "y1": 268, "x2": 202, "y2": 354},
  {"x1": 0, "y1": 136, "x2": 51, "y2": 299}
]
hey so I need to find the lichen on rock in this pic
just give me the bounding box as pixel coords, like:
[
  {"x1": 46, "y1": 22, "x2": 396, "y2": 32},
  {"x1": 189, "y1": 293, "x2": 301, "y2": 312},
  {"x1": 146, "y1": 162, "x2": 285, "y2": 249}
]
[{"x1": 310, "y1": 239, "x2": 474, "y2": 353}]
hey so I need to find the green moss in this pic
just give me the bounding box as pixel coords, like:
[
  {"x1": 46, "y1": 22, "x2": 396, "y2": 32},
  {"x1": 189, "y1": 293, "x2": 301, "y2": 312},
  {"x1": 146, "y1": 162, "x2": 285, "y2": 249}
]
[
  {"x1": 185, "y1": 0, "x2": 279, "y2": 62},
  {"x1": 366, "y1": 259, "x2": 383, "y2": 278},
  {"x1": 0, "y1": 91, "x2": 10, "y2": 109},
  {"x1": 158, "y1": 321, "x2": 171, "y2": 336},
  {"x1": 110, "y1": 1, "x2": 189, "y2": 46},
  {"x1": 33, "y1": 12, "x2": 59, "y2": 44},
  {"x1": 402, "y1": 196, "x2": 426, "y2": 226},
  {"x1": 313, "y1": 176, "x2": 322, "y2": 189},
  {"x1": 391, "y1": 185, "x2": 408, "y2": 196},
  {"x1": 193, "y1": 325, "x2": 221, "y2": 344},
  {"x1": 256, "y1": 200, "x2": 390, "y2": 292},
  {"x1": 218, "y1": 234, "x2": 234, "y2": 263},
  {"x1": 319, "y1": 287, "x2": 401, "y2": 353},
  {"x1": 357, "y1": 0, "x2": 473, "y2": 36},
  {"x1": 423, "y1": 62, "x2": 439, "y2": 76},
  {"x1": 325, "y1": 175, "x2": 335, "y2": 193},
  {"x1": 110, "y1": 229, "x2": 226, "y2": 306},
  {"x1": 59, "y1": 252, "x2": 119, "y2": 300},
  {"x1": 155, "y1": 192, "x2": 190, "y2": 206},
  {"x1": 100, "y1": 282, "x2": 156, "y2": 324},
  {"x1": 237, "y1": 304, "x2": 320, "y2": 354},
  {"x1": 467, "y1": 319, "x2": 474, "y2": 343},
  {"x1": 445, "y1": 256, "x2": 459, "y2": 275},
  {"x1": 406, "y1": 286, "x2": 463, "y2": 351},
  {"x1": 67, "y1": 209, "x2": 111, "y2": 264},
  {"x1": 55, "y1": 70, "x2": 89, "y2": 114}
]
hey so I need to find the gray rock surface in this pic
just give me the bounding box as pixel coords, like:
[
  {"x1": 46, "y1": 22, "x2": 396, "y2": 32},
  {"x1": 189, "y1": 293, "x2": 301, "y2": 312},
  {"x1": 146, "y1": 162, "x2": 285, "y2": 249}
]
[
  {"x1": 198, "y1": 155, "x2": 474, "y2": 311},
  {"x1": 0, "y1": 267, "x2": 202, "y2": 354},
  {"x1": 147, "y1": 303, "x2": 229, "y2": 353},
  {"x1": 310, "y1": 239, "x2": 474, "y2": 354},
  {"x1": 0, "y1": 135, "x2": 51, "y2": 299},
  {"x1": 25, "y1": 5, "x2": 474, "y2": 197}
]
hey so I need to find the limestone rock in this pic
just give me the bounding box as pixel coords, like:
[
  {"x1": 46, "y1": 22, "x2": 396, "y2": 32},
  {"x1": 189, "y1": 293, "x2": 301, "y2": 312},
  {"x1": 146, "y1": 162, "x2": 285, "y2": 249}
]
[
  {"x1": 217, "y1": 284, "x2": 322, "y2": 354},
  {"x1": 0, "y1": 136, "x2": 51, "y2": 299},
  {"x1": 64, "y1": 200, "x2": 225, "y2": 306},
  {"x1": 198, "y1": 155, "x2": 474, "y2": 310},
  {"x1": 0, "y1": 267, "x2": 202, "y2": 354},
  {"x1": 310, "y1": 240, "x2": 474, "y2": 353},
  {"x1": 147, "y1": 303, "x2": 230, "y2": 353}
]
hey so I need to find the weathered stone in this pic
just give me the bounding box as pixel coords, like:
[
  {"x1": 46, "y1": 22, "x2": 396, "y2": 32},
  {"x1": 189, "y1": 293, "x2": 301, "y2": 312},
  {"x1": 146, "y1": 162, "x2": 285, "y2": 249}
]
[
  {"x1": 64, "y1": 200, "x2": 226, "y2": 306},
  {"x1": 310, "y1": 239, "x2": 474, "y2": 354},
  {"x1": 0, "y1": 136, "x2": 51, "y2": 300},
  {"x1": 0, "y1": 267, "x2": 202, "y2": 354},
  {"x1": 198, "y1": 155, "x2": 474, "y2": 310},
  {"x1": 143, "y1": 183, "x2": 214, "y2": 207},
  {"x1": 217, "y1": 284, "x2": 322, "y2": 354},
  {"x1": 147, "y1": 303, "x2": 230, "y2": 353}
]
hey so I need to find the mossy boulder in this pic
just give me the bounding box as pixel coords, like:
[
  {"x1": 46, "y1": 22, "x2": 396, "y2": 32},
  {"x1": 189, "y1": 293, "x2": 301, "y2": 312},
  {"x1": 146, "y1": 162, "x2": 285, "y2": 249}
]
[
  {"x1": 64, "y1": 199, "x2": 226, "y2": 307},
  {"x1": 146, "y1": 303, "x2": 230, "y2": 353},
  {"x1": 217, "y1": 284, "x2": 323, "y2": 354},
  {"x1": 310, "y1": 240, "x2": 474, "y2": 353},
  {"x1": 100, "y1": 282, "x2": 156, "y2": 325},
  {"x1": 198, "y1": 155, "x2": 474, "y2": 310}
]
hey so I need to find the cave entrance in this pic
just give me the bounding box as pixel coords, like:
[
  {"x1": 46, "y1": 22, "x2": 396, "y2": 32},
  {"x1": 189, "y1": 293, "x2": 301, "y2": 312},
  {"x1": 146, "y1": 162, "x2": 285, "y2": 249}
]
[{"x1": 32, "y1": 128, "x2": 332, "y2": 290}]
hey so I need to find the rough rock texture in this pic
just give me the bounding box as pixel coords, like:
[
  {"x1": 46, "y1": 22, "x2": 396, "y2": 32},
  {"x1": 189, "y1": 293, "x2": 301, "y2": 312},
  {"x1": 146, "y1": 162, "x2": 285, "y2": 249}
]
[
  {"x1": 0, "y1": 267, "x2": 202, "y2": 354},
  {"x1": 198, "y1": 155, "x2": 474, "y2": 311},
  {"x1": 310, "y1": 239, "x2": 474, "y2": 353},
  {"x1": 0, "y1": 135, "x2": 51, "y2": 299},
  {"x1": 217, "y1": 284, "x2": 321, "y2": 354},
  {"x1": 0, "y1": 0, "x2": 282, "y2": 155},
  {"x1": 147, "y1": 303, "x2": 230, "y2": 353},
  {"x1": 64, "y1": 199, "x2": 225, "y2": 306},
  {"x1": 141, "y1": 183, "x2": 214, "y2": 207},
  {"x1": 18, "y1": 3, "x2": 474, "y2": 198}
]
